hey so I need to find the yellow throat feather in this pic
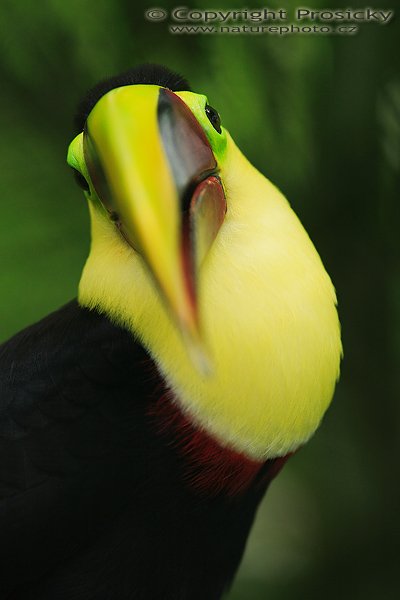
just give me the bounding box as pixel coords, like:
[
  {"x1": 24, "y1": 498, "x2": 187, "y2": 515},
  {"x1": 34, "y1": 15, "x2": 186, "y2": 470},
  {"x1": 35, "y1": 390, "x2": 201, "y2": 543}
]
[{"x1": 78, "y1": 132, "x2": 342, "y2": 461}]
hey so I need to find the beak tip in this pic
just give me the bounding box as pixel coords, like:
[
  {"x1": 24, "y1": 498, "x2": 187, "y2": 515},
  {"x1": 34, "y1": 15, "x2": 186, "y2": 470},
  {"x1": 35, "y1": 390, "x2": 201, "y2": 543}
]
[{"x1": 182, "y1": 329, "x2": 214, "y2": 377}]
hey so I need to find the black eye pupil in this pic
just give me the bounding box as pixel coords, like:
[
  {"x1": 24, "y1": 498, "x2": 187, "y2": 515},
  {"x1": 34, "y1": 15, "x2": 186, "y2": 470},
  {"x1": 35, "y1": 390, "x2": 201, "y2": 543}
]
[
  {"x1": 205, "y1": 105, "x2": 221, "y2": 134},
  {"x1": 72, "y1": 168, "x2": 90, "y2": 193}
]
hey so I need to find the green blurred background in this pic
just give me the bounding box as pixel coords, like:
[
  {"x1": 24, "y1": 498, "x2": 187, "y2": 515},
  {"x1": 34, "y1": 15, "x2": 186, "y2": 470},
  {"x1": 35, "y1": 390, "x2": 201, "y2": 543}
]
[{"x1": 0, "y1": 0, "x2": 399, "y2": 598}]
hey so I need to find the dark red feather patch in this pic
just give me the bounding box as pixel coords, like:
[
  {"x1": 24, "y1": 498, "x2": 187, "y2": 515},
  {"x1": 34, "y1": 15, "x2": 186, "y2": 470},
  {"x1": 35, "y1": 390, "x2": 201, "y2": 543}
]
[{"x1": 149, "y1": 392, "x2": 291, "y2": 497}]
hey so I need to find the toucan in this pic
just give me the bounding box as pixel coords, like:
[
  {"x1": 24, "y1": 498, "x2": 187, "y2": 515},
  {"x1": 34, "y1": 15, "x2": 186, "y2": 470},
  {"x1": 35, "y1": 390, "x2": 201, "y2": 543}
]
[{"x1": 0, "y1": 65, "x2": 341, "y2": 600}]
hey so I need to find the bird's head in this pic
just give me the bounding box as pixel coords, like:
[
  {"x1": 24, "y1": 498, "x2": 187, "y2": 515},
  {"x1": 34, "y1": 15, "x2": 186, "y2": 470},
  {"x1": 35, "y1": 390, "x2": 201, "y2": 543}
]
[
  {"x1": 68, "y1": 66, "x2": 228, "y2": 371},
  {"x1": 67, "y1": 65, "x2": 342, "y2": 461}
]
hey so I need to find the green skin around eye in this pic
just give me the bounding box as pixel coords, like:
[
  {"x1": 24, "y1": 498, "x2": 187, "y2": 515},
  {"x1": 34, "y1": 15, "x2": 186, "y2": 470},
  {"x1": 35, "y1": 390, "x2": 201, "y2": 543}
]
[
  {"x1": 67, "y1": 133, "x2": 110, "y2": 216},
  {"x1": 67, "y1": 134, "x2": 90, "y2": 190},
  {"x1": 175, "y1": 91, "x2": 228, "y2": 166}
]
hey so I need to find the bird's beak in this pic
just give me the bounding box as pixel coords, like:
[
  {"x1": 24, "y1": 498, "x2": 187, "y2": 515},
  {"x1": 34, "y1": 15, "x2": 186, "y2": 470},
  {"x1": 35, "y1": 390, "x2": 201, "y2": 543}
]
[{"x1": 83, "y1": 85, "x2": 226, "y2": 370}]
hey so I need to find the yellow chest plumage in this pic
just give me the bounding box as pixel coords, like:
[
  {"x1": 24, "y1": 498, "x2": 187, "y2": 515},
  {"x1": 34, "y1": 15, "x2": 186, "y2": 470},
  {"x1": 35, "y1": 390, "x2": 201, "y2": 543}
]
[{"x1": 79, "y1": 135, "x2": 342, "y2": 461}]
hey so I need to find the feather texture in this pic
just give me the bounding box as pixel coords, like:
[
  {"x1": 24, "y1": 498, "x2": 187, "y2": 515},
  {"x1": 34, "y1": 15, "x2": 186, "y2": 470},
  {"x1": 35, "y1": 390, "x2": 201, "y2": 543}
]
[
  {"x1": 74, "y1": 64, "x2": 191, "y2": 133},
  {"x1": 0, "y1": 301, "x2": 280, "y2": 599}
]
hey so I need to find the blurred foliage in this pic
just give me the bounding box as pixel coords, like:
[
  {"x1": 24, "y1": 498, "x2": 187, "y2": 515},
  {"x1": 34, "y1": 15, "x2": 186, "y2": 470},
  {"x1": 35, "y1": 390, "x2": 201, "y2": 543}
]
[{"x1": 0, "y1": 0, "x2": 399, "y2": 598}]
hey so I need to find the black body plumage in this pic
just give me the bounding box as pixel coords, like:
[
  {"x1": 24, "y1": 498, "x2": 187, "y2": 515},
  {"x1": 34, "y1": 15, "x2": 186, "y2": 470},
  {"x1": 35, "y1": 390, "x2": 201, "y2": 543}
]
[{"x1": 0, "y1": 302, "x2": 275, "y2": 600}]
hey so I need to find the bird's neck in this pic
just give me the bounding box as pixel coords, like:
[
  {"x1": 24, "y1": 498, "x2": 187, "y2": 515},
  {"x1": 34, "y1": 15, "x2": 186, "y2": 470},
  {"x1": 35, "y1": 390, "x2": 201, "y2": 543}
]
[
  {"x1": 79, "y1": 138, "x2": 341, "y2": 463},
  {"x1": 148, "y1": 386, "x2": 290, "y2": 496}
]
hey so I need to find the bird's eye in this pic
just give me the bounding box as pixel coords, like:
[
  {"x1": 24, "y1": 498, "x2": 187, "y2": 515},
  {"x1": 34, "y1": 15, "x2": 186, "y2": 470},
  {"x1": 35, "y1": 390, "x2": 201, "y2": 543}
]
[
  {"x1": 72, "y1": 168, "x2": 90, "y2": 193},
  {"x1": 205, "y1": 105, "x2": 222, "y2": 134}
]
